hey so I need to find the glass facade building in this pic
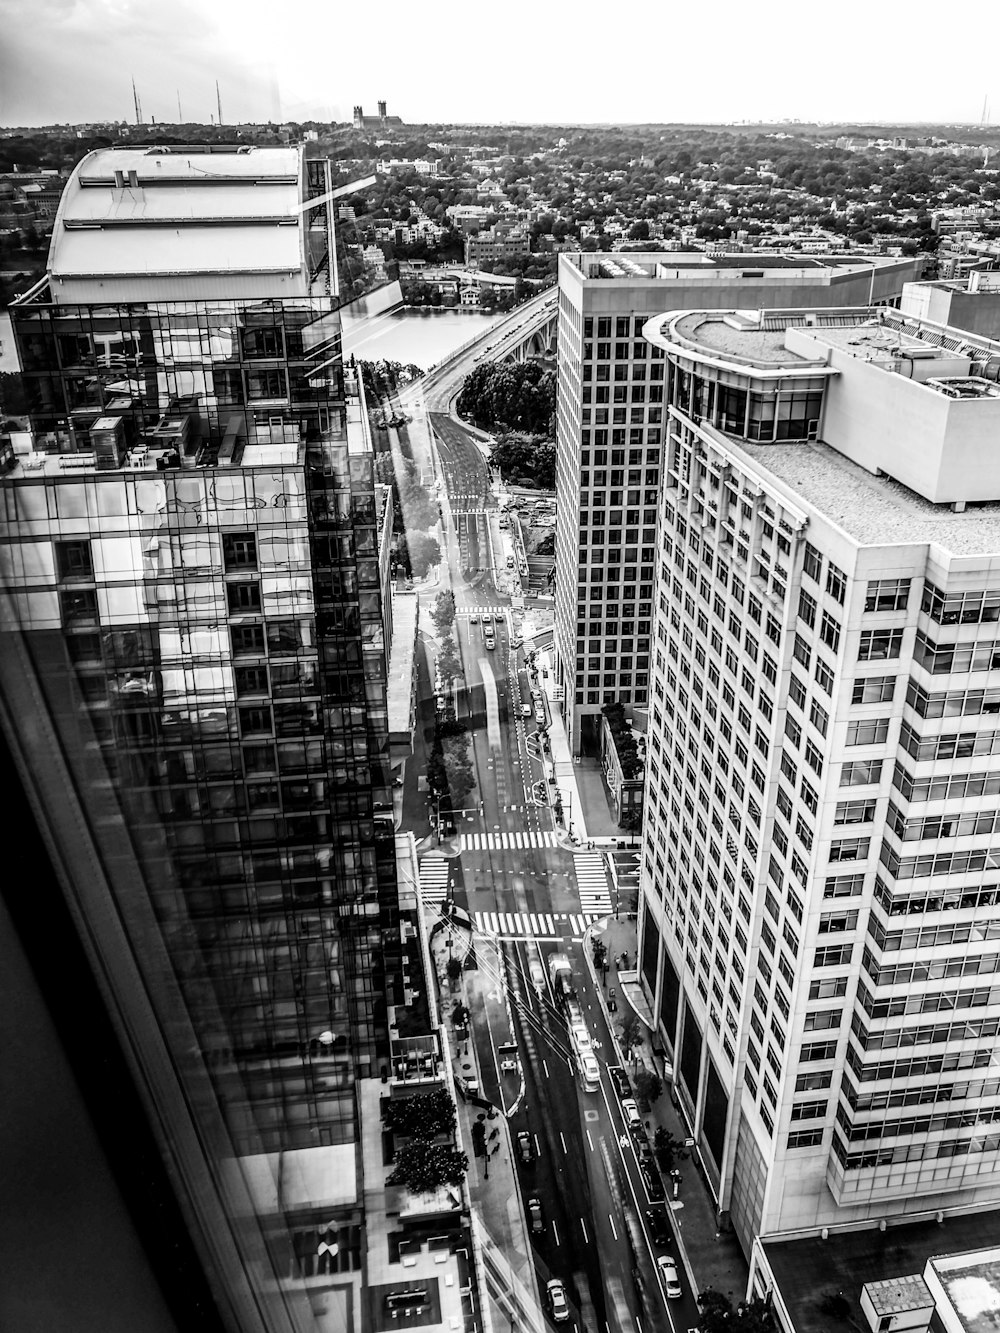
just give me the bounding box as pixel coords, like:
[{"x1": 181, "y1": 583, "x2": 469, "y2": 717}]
[{"x1": 0, "y1": 145, "x2": 474, "y2": 1333}]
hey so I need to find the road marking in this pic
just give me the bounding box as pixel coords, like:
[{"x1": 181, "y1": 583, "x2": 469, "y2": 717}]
[
  {"x1": 552, "y1": 1220, "x2": 560, "y2": 1247},
  {"x1": 587, "y1": 1130, "x2": 594, "y2": 1152},
  {"x1": 609, "y1": 1214, "x2": 618, "y2": 1240},
  {"x1": 534, "y1": 1133, "x2": 541, "y2": 1157},
  {"x1": 543, "y1": 1059, "x2": 549, "y2": 1078},
  {"x1": 581, "y1": 1219, "x2": 589, "y2": 1243},
  {"x1": 559, "y1": 1132, "x2": 567, "y2": 1154}
]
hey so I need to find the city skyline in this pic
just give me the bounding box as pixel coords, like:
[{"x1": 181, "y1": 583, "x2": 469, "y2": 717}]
[{"x1": 4, "y1": 0, "x2": 1000, "y2": 131}]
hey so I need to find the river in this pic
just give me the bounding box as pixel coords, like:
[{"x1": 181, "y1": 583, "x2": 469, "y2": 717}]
[{"x1": 341, "y1": 305, "x2": 506, "y2": 371}]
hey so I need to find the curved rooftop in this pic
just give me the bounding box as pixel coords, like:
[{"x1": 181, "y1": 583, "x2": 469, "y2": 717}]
[{"x1": 48, "y1": 145, "x2": 307, "y2": 302}]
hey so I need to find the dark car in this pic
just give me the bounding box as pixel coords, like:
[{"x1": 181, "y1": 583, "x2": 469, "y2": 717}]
[
  {"x1": 516, "y1": 1130, "x2": 535, "y2": 1165},
  {"x1": 645, "y1": 1208, "x2": 671, "y2": 1247},
  {"x1": 608, "y1": 1066, "x2": 631, "y2": 1099},
  {"x1": 528, "y1": 1197, "x2": 544, "y2": 1234},
  {"x1": 640, "y1": 1162, "x2": 666, "y2": 1203}
]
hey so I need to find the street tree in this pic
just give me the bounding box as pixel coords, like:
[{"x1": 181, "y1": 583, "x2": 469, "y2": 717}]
[
  {"x1": 388, "y1": 1139, "x2": 468, "y2": 1193},
  {"x1": 437, "y1": 635, "x2": 463, "y2": 684},
  {"x1": 634, "y1": 1068, "x2": 663, "y2": 1107},
  {"x1": 653, "y1": 1126, "x2": 689, "y2": 1172},
  {"x1": 442, "y1": 735, "x2": 476, "y2": 808},
  {"x1": 382, "y1": 1088, "x2": 457, "y2": 1139},
  {"x1": 698, "y1": 1291, "x2": 772, "y2": 1333},
  {"x1": 619, "y1": 1012, "x2": 644, "y2": 1062},
  {"x1": 432, "y1": 589, "x2": 457, "y2": 635},
  {"x1": 400, "y1": 531, "x2": 441, "y2": 578}
]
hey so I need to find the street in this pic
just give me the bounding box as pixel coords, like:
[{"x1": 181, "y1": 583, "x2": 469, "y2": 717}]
[{"x1": 393, "y1": 315, "x2": 695, "y2": 1333}]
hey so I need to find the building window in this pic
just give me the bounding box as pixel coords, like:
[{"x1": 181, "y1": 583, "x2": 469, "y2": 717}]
[
  {"x1": 59, "y1": 588, "x2": 99, "y2": 624},
  {"x1": 840, "y1": 759, "x2": 882, "y2": 786},
  {"x1": 227, "y1": 582, "x2": 262, "y2": 614},
  {"x1": 847, "y1": 718, "x2": 890, "y2": 746},
  {"x1": 865, "y1": 578, "x2": 910, "y2": 613},
  {"x1": 835, "y1": 799, "x2": 876, "y2": 824},
  {"x1": 809, "y1": 699, "x2": 829, "y2": 737},
  {"x1": 830, "y1": 838, "x2": 869, "y2": 862},
  {"x1": 224, "y1": 532, "x2": 258, "y2": 570},
  {"x1": 859, "y1": 629, "x2": 903, "y2": 661},
  {"x1": 798, "y1": 590, "x2": 817, "y2": 629},
  {"x1": 819, "y1": 611, "x2": 841, "y2": 653},
  {"x1": 826, "y1": 563, "x2": 847, "y2": 605},
  {"x1": 803, "y1": 543, "x2": 823, "y2": 583},
  {"x1": 232, "y1": 624, "x2": 266, "y2": 657},
  {"x1": 814, "y1": 657, "x2": 835, "y2": 695},
  {"x1": 852, "y1": 675, "x2": 895, "y2": 705},
  {"x1": 55, "y1": 540, "x2": 93, "y2": 580}
]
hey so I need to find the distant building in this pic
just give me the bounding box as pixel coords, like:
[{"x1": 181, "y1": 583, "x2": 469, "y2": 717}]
[
  {"x1": 901, "y1": 269, "x2": 1000, "y2": 337},
  {"x1": 464, "y1": 224, "x2": 530, "y2": 267},
  {"x1": 353, "y1": 100, "x2": 403, "y2": 132}
]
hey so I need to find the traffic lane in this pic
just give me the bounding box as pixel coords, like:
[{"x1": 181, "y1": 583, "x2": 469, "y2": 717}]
[
  {"x1": 573, "y1": 950, "x2": 699, "y2": 1332},
  {"x1": 506, "y1": 940, "x2": 609, "y2": 1333}
]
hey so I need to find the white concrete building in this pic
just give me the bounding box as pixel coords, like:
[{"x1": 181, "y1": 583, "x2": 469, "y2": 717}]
[
  {"x1": 552, "y1": 251, "x2": 923, "y2": 755},
  {"x1": 636, "y1": 303, "x2": 1000, "y2": 1252}
]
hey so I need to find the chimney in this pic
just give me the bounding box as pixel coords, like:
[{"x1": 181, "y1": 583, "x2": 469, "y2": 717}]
[{"x1": 378, "y1": 100, "x2": 387, "y2": 119}]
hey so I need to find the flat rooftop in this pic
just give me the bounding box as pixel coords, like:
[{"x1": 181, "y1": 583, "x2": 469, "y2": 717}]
[
  {"x1": 563, "y1": 251, "x2": 910, "y2": 283},
  {"x1": 387, "y1": 594, "x2": 419, "y2": 736},
  {"x1": 671, "y1": 311, "x2": 818, "y2": 366},
  {"x1": 48, "y1": 145, "x2": 304, "y2": 287},
  {"x1": 762, "y1": 1208, "x2": 1000, "y2": 1333},
  {"x1": 715, "y1": 425, "x2": 1000, "y2": 554}
]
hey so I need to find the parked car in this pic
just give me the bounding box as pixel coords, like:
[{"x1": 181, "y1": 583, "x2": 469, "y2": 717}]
[
  {"x1": 469, "y1": 614, "x2": 479, "y2": 624},
  {"x1": 516, "y1": 1131, "x2": 535, "y2": 1165},
  {"x1": 609, "y1": 1067, "x2": 631, "y2": 1099},
  {"x1": 641, "y1": 1162, "x2": 666, "y2": 1203},
  {"x1": 622, "y1": 1098, "x2": 643, "y2": 1130},
  {"x1": 657, "y1": 1255, "x2": 682, "y2": 1299},
  {"x1": 521, "y1": 703, "x2": 533, "y2": 717},
  {"x1": 485, "y1": 636, "x2": 495, "y2": 650},
  {"x1": 645, "y1": 1209, "x2": 671, "y2": 1247},
  {"x1": 494, "y1": 613, "x2": 504, "y2": 623},
  {"x1": 546, "y1": 1279, "x2": 569, "y2": 1323},
  {"x1": 528, "y1": 1197, "x2": 544, "y2": 1234}
]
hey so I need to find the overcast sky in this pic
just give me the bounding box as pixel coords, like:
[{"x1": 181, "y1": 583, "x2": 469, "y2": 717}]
[{"x1": 2, "y1": 0, "x2": 998, "y2": 130}]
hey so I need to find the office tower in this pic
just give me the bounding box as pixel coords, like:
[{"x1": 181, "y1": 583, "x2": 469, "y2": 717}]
[
  {"x1": 553, "y1": 251, "x2": 922, "y2": 754},
  {"x1": 636, "y1": 303, "x2": 1000, "y2": 1251},
  {"x1": 0, "y1": 146, "x2": 464, "y2": 1330}
]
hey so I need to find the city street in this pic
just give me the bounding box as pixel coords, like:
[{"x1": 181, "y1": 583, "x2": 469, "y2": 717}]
[{"x1": 395, "y1": 318, "x2": 691, "y2": 1332}]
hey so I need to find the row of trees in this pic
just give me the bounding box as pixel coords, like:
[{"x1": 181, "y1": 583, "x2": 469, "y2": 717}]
[{"x1": 601, "y1": 701, "x2": 644, "y2": 780}]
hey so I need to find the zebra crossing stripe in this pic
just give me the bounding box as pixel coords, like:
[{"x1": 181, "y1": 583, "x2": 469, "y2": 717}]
[
  {"x1": 459, "y1": 831, "x2": 559, "y2": 852},
  {"x1": 473, "y1": 911, "x2": 563, "y2": 938},
  {"x1": 418, "y1": 853, "x2": 449, "y2": 904}
]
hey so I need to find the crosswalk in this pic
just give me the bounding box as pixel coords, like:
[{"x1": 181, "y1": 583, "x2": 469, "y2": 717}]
[
  {"x1": 418, "y1": 852, "x2": 450, "y2": 908},
  {"x1": 474, "y1": 910, "x2": 604, "y2": 939},
  {"x1": 574, "y1": 852, "x2": 614, "y2": 918},
  {"x1": 457, "y1": 606, "x2": 509, "y2": 620},
  {"x1": 459, "y1": 831, "x2": 560, "y2": 852}
]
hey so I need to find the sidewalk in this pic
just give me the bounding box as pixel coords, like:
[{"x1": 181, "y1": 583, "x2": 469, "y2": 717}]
[
  {"x1": 427, "y1": 914, "x2": 543, "y2": 1333},
  {"x1": 533, "y1": 677, "x2": 751, "y2": 1303}
]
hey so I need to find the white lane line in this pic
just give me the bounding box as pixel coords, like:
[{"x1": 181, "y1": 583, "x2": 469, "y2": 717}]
[
  {"x1": 586, "y1": 1130, "x2": 594, "y2": 1152},
  {"x1": 609, "y1": 1214, "x2": 618, "y2": 1240},
  {"x1": 581, "y1": 1219, "x2": 589, "y2": 1244},
  {"x1": 559, "y1": 1132, "x2": 567, "y2": 1154},
  {"x1": 534, "y1": 1133, "x2": 541, "y2": 1157},
  {"x1": 543, "y1": 1059, "x2": 550, "y2": 1078},
  {"x1": 552, "y1": 1220, "x2": 560, "y2": 1247}
]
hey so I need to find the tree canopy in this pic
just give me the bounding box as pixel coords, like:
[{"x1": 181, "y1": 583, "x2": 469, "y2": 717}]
[
  {"x1": 489, "y1": 434, "x2": 556, "y2": 490},
  {"x1": 457, "y1": 360, "x2": 556, "y2": 435},
  {"x1": 388, "y1": 1139, "x2": 468, "y2": 1193}
]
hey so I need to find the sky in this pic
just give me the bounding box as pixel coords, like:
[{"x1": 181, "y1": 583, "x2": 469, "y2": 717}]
[{"x1": 2, "y1": 0, "x2": 999, "y2": 130}]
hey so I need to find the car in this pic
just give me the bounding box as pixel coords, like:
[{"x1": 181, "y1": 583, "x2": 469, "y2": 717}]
[
  {"x1": 531, "y1": 688, "x2": 543, "y2": 700},
  {"x1": 527, "y1": 1197, "x2": 544, "y2": 1234},
  {"x1": 529, "y1": 958, "x2": 546, "y2": 994},
  {"x1": 609, "y1": 1067, "x2": 631, "y2": 1099},
  {"x1": 516, "y1": 1131, "x2": 534, "y2": 1165},
  {"x1": 520, "y1": 703, "x2": 532, "y2": 718},
  {"x1": 546, "y1": 1279, "x2": 569, "y2": 1323},
  {"x1": 511, "y1": 637, "x2": 522, "y2": 649},
  {"x1": 469, "y1": 614, "x2": 479, "y2": 624},
  {"x1": 580, "y1": 1051, "x2": 600, "y2": 1087},
  {"x1": 485, "y1": 636, "x2": 495, "y2": 650},
  {"x1": 534, "y1": 708, "x2": 546, "y2": 725},
  {"x1": 645, "y1": 1209, "x2": 671, "y2": 1247},
  {"x1": 622, "y1": 1098, "x2": 643, "y2": 1130},
  {"x1": 494, "y1": 612, "x2": 504, "y2": 623},
  {"x1": 657, "y1": 1255, "x2": 682, "y2": 1299},
  {"x1": 641, "y1": 1162, "x2": 666, "y2": 1203}
]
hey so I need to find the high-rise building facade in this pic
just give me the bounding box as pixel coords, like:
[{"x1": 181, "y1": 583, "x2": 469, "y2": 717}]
[
  {"x1": 0, "y1": 146, "x2": 469, "y2": 1331},
  {"x1": 553, "y1": 251, "x2": 922, "y2": 754},
  {"x1": 637, "y1": 303, "x2": 1000, "y2": 1252}
]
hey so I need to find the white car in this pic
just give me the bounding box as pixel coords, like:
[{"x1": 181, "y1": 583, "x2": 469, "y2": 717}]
[
  {"x1": 546, "y1": 1279, "x2": 569, "y2": 1323},
  {"x1": 622, "y1": 1098, "x2": 643, "y2": 1130},
  {"x1": 657, "y1": 1255, "x2": 682, "y2": 1299}
]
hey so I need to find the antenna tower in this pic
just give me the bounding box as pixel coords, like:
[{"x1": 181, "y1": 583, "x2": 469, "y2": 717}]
[
  {"x1": 132, "y1": 77, "x2": 142, "y2": 125},
  {"x1": 216, "y1": 81, "x2": 223, "y2": 127}
]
